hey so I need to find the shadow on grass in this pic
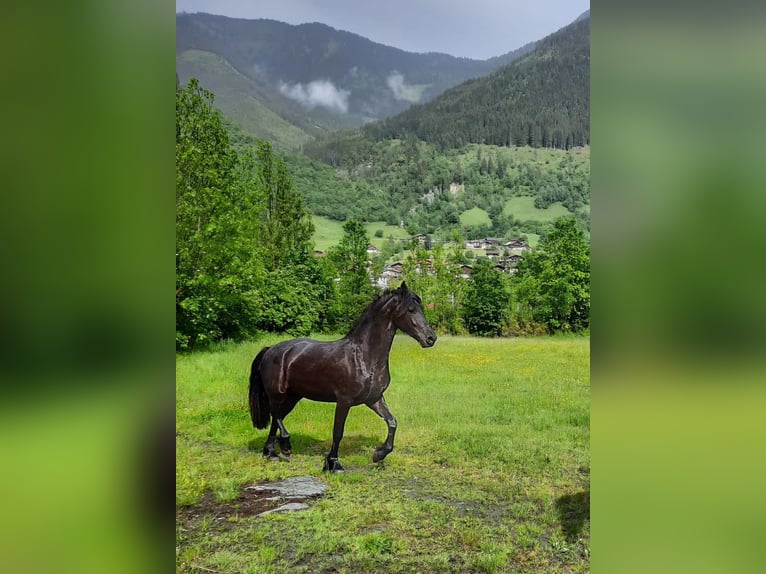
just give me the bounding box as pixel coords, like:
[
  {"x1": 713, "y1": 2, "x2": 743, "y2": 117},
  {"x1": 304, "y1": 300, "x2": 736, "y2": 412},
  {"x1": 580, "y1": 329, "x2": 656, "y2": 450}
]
[
  {"x1": 246, "y1": 432, "x2": 382, "y2": 456},
  {"x1": 555, "y1": 490, "x2": 590, "y2": 542}
]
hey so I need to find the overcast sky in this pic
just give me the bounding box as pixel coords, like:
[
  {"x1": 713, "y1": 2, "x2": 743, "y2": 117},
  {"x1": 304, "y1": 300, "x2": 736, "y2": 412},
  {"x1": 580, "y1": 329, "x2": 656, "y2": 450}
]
[{"x1": 176, "y1": 0, "x2": 589, "y2": 60}]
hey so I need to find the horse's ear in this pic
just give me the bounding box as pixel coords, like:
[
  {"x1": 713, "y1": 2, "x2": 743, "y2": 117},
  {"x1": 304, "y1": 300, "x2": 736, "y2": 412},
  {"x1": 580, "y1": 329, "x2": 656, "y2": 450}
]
[{"x1": 400, "y1": 281, "x2": 409, "y2": 293}]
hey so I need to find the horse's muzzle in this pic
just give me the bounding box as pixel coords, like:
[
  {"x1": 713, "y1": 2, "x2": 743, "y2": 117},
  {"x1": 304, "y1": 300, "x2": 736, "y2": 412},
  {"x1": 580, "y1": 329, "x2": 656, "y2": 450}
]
[{"x1": 422, "y1": 334, "x2": 437, "y2": 348}]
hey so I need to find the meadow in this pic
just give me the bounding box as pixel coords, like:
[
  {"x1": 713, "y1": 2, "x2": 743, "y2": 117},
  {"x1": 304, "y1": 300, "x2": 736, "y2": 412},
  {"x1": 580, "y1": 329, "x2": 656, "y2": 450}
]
[
  {"x1": 312, "y1": 216, "x2": 411, "y2": 252},
  {"x1": 177, "y1": 335, "x2": 590, "y2": 573},
  {"x1": 502, "y1": 196, "x2": 571, "y2": 223}
]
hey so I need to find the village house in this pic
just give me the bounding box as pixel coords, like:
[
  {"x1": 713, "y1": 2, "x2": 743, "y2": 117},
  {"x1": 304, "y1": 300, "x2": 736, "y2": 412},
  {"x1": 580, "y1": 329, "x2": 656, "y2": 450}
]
[
  {"x1": 376, "y1": 261, "x2": 404, "y2": 290},
  {"x1": 465, "y1": 237, "x2": 510, "y2": 250},
  {"x1": 366, "y1": 244, "x2": 380, "y2": 256},
  {"x1": 504, "y1": 238, "x2": 529, "y2": 250}
]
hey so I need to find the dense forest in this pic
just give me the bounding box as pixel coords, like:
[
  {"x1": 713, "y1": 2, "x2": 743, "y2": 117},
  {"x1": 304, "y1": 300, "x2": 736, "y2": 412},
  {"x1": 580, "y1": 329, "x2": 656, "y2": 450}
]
[
  {"x1": 371, "y1": 17, "x2": 589, "y2": 149},
  {"x1": 293, "y1": 136, "x2": 589, "y2": 239},
  {"x1": 224, "y1": 110, "x2": 589, "y2": 242}
]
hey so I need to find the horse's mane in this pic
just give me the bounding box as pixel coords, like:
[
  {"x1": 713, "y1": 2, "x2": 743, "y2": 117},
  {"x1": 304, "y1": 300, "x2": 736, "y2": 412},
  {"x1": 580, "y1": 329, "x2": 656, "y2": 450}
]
[
  {"x1": 345, "y1": 289, "x2": 398, "y2": 339},
  {"x1": 344, "y1": 287, "x2": 422, "y2": 339}
]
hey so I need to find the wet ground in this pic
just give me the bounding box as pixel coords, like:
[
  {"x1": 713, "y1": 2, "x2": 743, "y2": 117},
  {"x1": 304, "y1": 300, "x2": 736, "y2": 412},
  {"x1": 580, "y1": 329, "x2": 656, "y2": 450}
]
[{"x1": 177, "y1": 476, "x2": 328, "y2": 531}]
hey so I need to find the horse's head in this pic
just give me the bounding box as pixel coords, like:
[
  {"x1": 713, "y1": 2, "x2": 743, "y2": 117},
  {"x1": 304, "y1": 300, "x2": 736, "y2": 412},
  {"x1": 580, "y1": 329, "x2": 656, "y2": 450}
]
[{"x1": 389, "y1": 282, "x2": 437, "y2": 348}]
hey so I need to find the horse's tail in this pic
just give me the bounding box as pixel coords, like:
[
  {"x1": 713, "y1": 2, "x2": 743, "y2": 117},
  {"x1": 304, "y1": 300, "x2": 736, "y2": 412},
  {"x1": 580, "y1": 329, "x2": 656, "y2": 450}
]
[{"x1": 249, "y1": 347, "x2": 272, "y2": 429}]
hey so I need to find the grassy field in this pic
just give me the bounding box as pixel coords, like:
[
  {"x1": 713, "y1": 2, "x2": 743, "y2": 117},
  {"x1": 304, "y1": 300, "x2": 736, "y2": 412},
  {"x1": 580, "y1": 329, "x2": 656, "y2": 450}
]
[
  {"x1": 312, "y1": 216, "x2": 411, "y2": 251},
  {"x1": 177, "y1": 335, "x2": 590, "y2": 573},
  {"x1": 459, "y1": 207, "x2": 492, "y2": 227},
  {"x1": 503, "y1": 196, "x2": 572, "y2": 222}
]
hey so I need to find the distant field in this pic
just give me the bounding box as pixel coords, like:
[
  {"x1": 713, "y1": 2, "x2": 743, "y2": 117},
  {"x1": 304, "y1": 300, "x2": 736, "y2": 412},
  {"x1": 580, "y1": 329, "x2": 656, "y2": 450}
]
[
  {"x1": 503, "y1": 196, "x2": 572, "y2": 222},
  {"x1": 526, "y1": 233, "x2": 540, "y2": 248},
  {"x1": 177, "y1": 335, "x2": 590, "y2": 573},
  {"x1": 459, "y1": 207, "x2": 492, "y2": 227},
  {"x1": 311, "y1": 216, "x2": 346, "y2": 251},
  {"x1": 364, "y1": 222, "x2": 411, "y2": 247},
  {"x1": 311, "y1": 217, "x2": 412, "y2": 251}
]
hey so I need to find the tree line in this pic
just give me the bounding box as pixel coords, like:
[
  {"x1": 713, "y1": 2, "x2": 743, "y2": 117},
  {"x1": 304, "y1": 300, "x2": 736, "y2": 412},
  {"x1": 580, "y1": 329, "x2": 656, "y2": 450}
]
[{"x1": 397, "y1": 218, "x2": 589, "y2": 337}]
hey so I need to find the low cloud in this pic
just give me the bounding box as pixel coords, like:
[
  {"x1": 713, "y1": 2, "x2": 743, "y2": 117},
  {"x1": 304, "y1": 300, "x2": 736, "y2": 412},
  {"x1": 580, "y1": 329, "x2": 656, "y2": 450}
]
[
  {"x1": 387, "y1": 71, "x2": 420, "y2": 103},
  {"x1": 279, "y1": 79, "x2": 350, "y2": 113}
]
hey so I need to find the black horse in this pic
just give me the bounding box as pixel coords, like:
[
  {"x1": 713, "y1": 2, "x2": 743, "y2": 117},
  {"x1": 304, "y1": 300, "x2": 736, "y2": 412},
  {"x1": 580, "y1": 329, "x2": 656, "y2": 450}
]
[{"x1": 249, "y1": 282, "x2": 437, "y2": 472}]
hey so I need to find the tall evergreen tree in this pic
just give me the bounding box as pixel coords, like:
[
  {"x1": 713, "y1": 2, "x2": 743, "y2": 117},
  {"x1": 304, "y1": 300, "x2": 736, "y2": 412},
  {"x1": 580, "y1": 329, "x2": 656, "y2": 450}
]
[
  {"x1": 255, "y1": 140, "x2": 315, "y2": 268},
  {"x1": 328, "y1": 219, "x2": 373, "y2": 329}
]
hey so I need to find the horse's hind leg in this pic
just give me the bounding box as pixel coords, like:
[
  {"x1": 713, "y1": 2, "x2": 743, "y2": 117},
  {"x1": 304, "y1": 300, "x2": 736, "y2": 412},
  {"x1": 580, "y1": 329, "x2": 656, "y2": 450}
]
[
  {"x1": 276, "y1": 419, "x2": 292, "y2": 455},
  {"x1": 273, "y1": 396, "x2": 299, "y2": 456},
  {"x1": 366, "y1": 396, "x2": 397, "y2": 463},
  {"x1": 262, "y1": 419, "x2": 279, "y2": 458}
]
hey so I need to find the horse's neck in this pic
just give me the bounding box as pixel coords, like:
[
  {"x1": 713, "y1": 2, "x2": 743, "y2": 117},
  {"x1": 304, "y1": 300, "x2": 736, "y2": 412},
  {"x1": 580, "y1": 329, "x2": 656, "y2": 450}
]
[{"x1": 349, "y1": 316, "x2": 397, "y2": 366}]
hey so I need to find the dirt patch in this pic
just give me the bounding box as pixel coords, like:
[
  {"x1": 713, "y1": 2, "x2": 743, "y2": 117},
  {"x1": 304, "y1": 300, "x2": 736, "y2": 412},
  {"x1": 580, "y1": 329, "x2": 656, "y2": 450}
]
[{"x1": 177, "y1": 476, "x2": 328, "y2": 532}]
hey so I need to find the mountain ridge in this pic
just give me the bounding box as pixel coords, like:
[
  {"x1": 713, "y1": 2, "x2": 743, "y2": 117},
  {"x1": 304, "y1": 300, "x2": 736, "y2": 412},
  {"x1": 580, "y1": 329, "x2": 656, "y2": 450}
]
[
  {"x1": 304, "y1": 15, "x2": 589, "y2": 164},
  {"x1": 176, "y1": 12, "x2": 540, "y2": 136}
]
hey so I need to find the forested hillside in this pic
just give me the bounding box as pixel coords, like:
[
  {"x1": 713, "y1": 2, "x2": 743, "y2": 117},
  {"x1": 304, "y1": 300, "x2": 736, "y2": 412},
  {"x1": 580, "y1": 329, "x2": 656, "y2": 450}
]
[
  {"x1": 366, "y1": 17, "x2": 589, "y2": 149},
  {"x1": 220, "y1": 110, "x2": 589, "y2": 240},
  {"x1": 305, "y1": 16, "x2": 589, "y2": 156},
  {"x1": 291, "y1": 138, "x2": 590, "y2": 240}
]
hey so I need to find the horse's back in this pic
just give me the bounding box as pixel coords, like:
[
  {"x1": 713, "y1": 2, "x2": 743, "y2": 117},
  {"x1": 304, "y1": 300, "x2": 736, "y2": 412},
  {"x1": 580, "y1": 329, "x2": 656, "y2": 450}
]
[{"x1": 260, "y1": 337, "x2": 351, "y2": 402}]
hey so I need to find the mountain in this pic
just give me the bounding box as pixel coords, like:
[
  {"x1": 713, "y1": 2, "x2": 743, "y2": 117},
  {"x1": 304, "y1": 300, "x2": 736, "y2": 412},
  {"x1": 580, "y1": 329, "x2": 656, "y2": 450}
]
[
  {"x1": 356, "y1": 16, "x2": 590, "y2": 151},
  {"x1": 176, "y1": 12, "x2": 534, "y2": 140},
  {"x1": 176, "y1": 49, "x2": 361, "y2": 150}
]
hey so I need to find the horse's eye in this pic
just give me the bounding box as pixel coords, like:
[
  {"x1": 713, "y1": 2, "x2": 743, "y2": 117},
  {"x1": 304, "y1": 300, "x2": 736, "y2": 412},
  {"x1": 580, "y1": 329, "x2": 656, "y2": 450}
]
[{"x1": 408, "y1": 306, "x2": 416, "y2": 313}]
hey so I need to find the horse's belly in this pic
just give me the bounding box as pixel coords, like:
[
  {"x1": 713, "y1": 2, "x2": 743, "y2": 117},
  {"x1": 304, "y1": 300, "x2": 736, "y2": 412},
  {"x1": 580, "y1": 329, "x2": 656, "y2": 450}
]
[
  {"x1": 287, "y1": 368, "x2": 354, "y2": 403},
  {"x1": 299, "y1": 387, "x2": 338, "y2": 403}
]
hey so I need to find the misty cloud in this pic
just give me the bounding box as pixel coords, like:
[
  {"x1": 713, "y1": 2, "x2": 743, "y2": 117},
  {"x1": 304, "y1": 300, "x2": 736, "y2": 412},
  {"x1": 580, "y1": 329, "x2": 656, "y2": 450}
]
[
  {"x1": 387, "y1": 71, "x2": 421, "y2": 103},
  {"x1": 279, "y1": 79, "x2": 350, "y2": 113}
]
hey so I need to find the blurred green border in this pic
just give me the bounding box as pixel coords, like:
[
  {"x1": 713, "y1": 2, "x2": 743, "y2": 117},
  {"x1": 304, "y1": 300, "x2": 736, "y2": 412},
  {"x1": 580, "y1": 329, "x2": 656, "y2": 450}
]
[{"x1": 592, "y1": 6, "x2": 766, "y2": 573}]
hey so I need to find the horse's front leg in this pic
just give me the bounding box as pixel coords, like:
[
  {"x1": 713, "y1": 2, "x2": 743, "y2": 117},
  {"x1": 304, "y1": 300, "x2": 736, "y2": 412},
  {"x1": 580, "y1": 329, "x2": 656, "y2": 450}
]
[
  {"x1": 323, "y1": 402, "x2": 350, "y2": 472},
  {"x1": 367, "y1": 396, "x2": 397, "y2": 463}
]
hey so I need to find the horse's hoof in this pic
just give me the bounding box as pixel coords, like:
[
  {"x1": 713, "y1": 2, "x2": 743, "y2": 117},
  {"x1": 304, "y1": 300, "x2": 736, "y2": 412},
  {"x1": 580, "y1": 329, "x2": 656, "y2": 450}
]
[
  {"x1": 262, "y1": 447, "x2": 278, "y2": 458},
  {"x1": 323, "y1": 458, "x2": 344, "y2": 473},
  {"x1": 372, "y1": 448, "x2": 389, "y2": 463}
]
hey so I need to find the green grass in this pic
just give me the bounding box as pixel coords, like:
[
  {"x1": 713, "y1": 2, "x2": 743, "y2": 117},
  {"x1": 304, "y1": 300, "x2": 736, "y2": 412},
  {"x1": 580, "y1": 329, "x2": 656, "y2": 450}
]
[
  {"x1": 363, "y1": 222, "x2": 411, "y2": 247},
  {"x1": 525, "y1": 233, "x2": 541, "y2": 248},
  {"x1": 459, "y1": 207, "x2": 492, "y2": 227},
  {"x1": 311, "y1": 216, "x2": 412, "y2": 251},
  {"x1": 503, "y1": 196, "x2": 572, "y2": 222},
  {"x1": 177, "y1": 335, "x2": 590, "y2": 573},
  {"x1": 310, "y1": 216, "x2": 346, "y2": 251}
]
